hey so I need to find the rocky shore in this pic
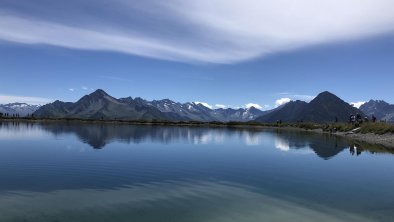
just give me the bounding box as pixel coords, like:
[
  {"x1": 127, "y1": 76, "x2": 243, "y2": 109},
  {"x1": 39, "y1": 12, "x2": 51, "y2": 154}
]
[{"x1": 337, "y1": 132, "x2": 394, "y2": 149}]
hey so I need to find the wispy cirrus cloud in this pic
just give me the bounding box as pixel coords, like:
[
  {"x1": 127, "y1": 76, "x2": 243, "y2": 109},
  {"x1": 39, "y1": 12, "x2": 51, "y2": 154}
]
[
  {"x1": 68, "y1": 86, "x2": 92, "y2": 92},
  {"x1": 0, "y1": 0, "x2": 393, "y2": 63}
]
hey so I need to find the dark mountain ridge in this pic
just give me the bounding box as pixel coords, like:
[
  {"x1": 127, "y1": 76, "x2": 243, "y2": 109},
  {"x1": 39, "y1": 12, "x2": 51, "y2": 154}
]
[
  {"x1": 34, "y1": 89, "x2": 185, "y2": 121},
  {"x1": 256, "y1": 91, "x2": 363, "y2": 123},
  {"x1": 33, "y1": 90, "x2": 372, "y2": 123},
  {"x1": 34, "y1": 89, "x2": 265, "y2": 122}
]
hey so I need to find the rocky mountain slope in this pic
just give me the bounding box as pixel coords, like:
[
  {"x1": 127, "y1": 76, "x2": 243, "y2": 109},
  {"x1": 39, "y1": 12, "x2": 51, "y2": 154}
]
[
  {"x1": 360, "y1": 100, "x2": 394, "y2": 122},
  {"x1": 0, "y1": 103, "x2": 40, "y2": 116}
]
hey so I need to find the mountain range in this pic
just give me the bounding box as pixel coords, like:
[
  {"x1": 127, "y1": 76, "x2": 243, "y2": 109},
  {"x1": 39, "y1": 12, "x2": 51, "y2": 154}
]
[
  {"x1": 2, "y1": 90, "x2": 392, "y2": 123},
  {"x1": 33, "y1": 89, "x2": 266, "y2": 122},
  {"x1": 0, "y1": 103, "x2": 40, "y2": 116},
  {"x1": 360, "y1": 100, "x2": 394, "y2": 122}
]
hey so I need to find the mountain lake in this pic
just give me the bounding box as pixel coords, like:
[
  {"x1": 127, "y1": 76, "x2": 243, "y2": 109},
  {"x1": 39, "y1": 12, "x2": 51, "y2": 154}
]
[{"x1": 0, "y1": 121, "x2": 393, "y2": 222}]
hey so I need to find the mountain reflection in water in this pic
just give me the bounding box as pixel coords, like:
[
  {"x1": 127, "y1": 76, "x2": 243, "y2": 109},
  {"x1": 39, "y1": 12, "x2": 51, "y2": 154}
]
[{"x1": 0, "y1": 121, "x2": 391, "y2": 159}]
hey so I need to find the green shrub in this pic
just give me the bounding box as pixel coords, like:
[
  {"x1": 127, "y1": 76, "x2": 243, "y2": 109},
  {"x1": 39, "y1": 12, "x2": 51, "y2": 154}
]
[{"x1": 295, "y1": 122, "x2": 321, "y2": 130}]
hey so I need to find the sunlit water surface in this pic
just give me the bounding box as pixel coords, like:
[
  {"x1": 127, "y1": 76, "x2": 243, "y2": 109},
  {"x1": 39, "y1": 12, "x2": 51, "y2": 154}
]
[{"x1": 0, "y1": 122, "x2": 394, "y2": 222}]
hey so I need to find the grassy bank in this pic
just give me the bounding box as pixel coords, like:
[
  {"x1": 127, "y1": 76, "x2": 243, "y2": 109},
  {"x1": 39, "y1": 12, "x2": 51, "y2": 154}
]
[
  {"x1": 356, "y1": 123, "x2": 394, "y2": 134},
  {"x1": 321, "y1": 122, "x2": 394, "y2": 135}
]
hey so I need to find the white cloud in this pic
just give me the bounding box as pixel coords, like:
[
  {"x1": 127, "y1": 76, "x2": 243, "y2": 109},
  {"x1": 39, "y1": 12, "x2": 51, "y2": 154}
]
[
  {"x1": 350, "y1": 101, "x2": 366, "y2": 108},
  {"x1": 273, "y1": 93, "x2": 314, "y2": 107},
  {"x1": 245, "y1": 103, "x2": 263, "y2": 110},
  {"x1": 81, "y1": 86, "x2": 89, "y2": 90},
  {"x1": 275, "y1": 137, "x2": 290, "y2": 152},
  {"x1": 275, "y1": 98, "x2": 291, "y2": 107},
  {"x1": 68, "y1": 88, "x2": 75, "y2": 92},
  {"x1": 244, "y1": 134, "x2": 263, "y2": 146},
  {"x1": 194, "y1": 101, "x2": 213, "y2": 109},
  {"x1": 215, "y1": 104, "x2": 227, "y2": 109},
  {"x1": 0, "y1": 94, "x2": 52, "y2": 105},
  {"x1": 231, "y1": 106, "x2": 241, "y2": 109},
  {"x1": 0, "y1": 0, "x2": 393, "y2": 63}
]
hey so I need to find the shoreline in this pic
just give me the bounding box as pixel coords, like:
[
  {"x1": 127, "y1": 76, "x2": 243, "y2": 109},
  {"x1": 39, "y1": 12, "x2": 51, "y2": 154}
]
[
  {"x1": 335, "y1": 131, "x2": 394, "y2": 149},
  {"x1": 1, "y1": 118, "x2": 393, "y2": 149}
]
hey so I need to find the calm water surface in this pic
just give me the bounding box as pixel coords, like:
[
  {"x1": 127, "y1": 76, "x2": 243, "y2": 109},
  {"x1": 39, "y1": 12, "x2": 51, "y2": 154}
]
[{"x1": 0, "y1": 122, "x2": 394, "y2": 222}]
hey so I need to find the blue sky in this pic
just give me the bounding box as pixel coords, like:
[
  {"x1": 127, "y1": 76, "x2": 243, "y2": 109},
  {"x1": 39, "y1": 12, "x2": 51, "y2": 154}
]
[{"x1": 0, "y1": 0, "x2": 394, "y2": 109}]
